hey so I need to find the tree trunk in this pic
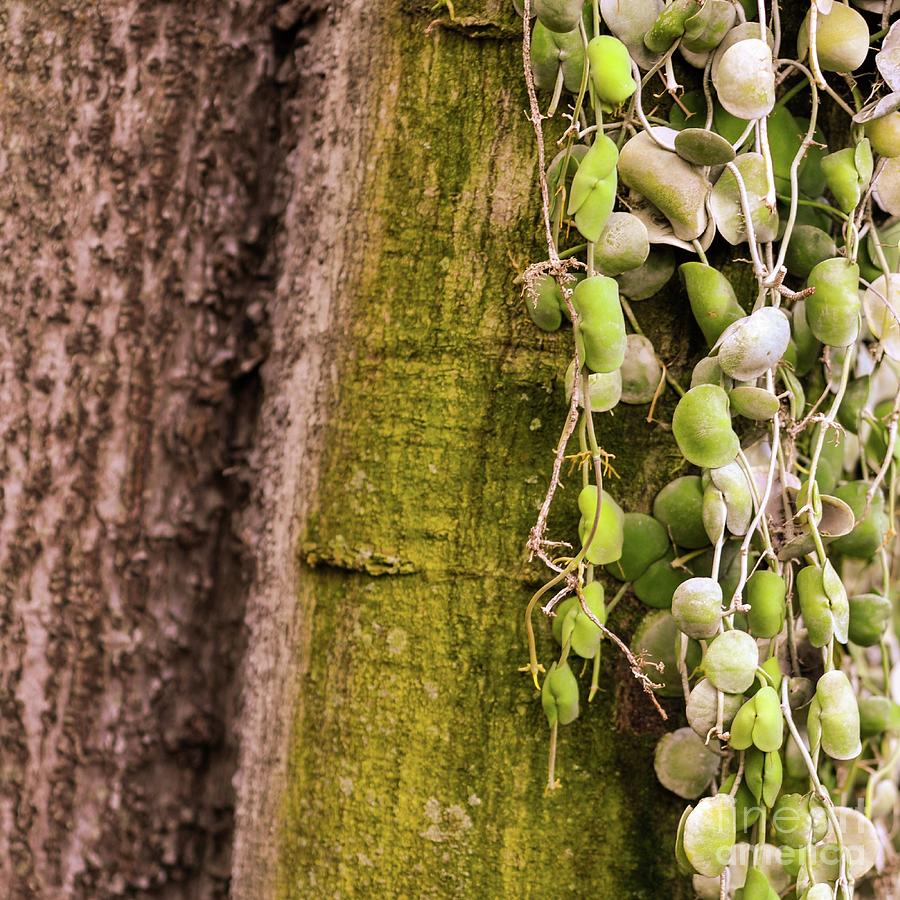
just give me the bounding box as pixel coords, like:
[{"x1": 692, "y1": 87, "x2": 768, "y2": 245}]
[
  {"x1": 0, "y1": 1, "x2": 692, "y2": 898},
  {"x1": 0, "y1": 3, "x2": 274, "y2": 897},
  {"x1": 233, "y1": 0, "x2": 695, "y2": 896}
]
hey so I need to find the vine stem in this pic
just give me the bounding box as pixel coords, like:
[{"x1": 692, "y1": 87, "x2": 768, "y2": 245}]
[
  {"x1": 729, "y1": 375, "x2": 780, "y2": 613},
  {"x1": 547, "y1": 721, "x2": 559, "y2": 790},
  {"x1": 522, "y1": 290, "x2": 596, "y2": 685},
  {"x1": 702, "y1": 54, "x2": 714, "y2": 130},
  {"x1": 527, "y1": 376, "x2": 580, "y2": 564},
  {"x1": 805, "y1": 348, "x2": 854, "y2": 502},
  {"x1": 770, "y1": 60, "x2": 818, "y2": 278},
  {"x1": 576, "y1": 581, "x2": 668, "y2": 721},
  {"x1": 784, "y1": 565, "x2": 800, "y2": 677},
  {"x1": 777, "y1": 194, "x2": 848, "y2": 222},
  {"x1": 756, "y1": 114, "x2": 777, "y2": 211},
  {"x1": 724, "y1": 160, "x2": 767, "y2": 281},
  {"x1": 866, "y1": 393, "x2": 900, "y2": 514},
  {"x1": 520, "y1": 0, "x2": 560, "y2": 267},
  {"x1": 576, "y1": 381, "x2": 667, "y2": 721},
  {"x1": 630, "y1": 54, "x2": 679, "y2": 150},
  {"x1": 522, "y1": 399, "x2": 603, "y2": 687},
  {"x1": 865, "y1": 737, "x2": 900, "y2": 819},
  {"x1": 730, "y1": 751, "x2": 745, "y2": 798},
  {"x1": 547, "y1": 67, "x2": 565, "y2": 118},
  {"x1": 807, "y1": 1, "x2": 857, "y2": 119},
  {"x1": 605, "y1": 580, "x2": 629, "y2": 616},
  {"x1": 780, "y1": 679, "x2": 852, "y2": 897}
]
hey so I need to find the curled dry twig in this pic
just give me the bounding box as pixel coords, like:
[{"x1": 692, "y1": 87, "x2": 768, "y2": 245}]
[{"x1": 577, "y1": 587, "x2": 669, "y2": 721}]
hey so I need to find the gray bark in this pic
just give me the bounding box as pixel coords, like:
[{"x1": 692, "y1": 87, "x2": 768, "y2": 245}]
[{"x1": 0, "y1": 3, "x2": 274, "y2": 896}]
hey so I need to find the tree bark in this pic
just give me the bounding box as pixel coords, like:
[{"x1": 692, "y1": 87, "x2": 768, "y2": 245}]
[
  {"x1": 0, "y1": 1, "x2": 693, "y2": 898},
  {"x1": 0, "y1": 3, "x2": 274, "y2": 897}
]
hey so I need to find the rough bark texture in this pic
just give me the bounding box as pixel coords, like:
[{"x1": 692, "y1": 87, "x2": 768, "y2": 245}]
[
  {"x1": 0, "y1": 1, "x2": 698, "y2": 898},
  {"x1": 0, "y1": 3, "x2": 274, "y2": 897}
]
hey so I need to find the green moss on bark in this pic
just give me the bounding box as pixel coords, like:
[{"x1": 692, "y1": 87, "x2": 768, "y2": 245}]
[{"x1": 276, "y1": 5, "x2": 696, "y2": 896}]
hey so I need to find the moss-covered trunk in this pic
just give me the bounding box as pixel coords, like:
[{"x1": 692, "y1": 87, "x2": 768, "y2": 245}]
[{"x1": 234, "y1": 0, "x2": 695, "y2": 895}]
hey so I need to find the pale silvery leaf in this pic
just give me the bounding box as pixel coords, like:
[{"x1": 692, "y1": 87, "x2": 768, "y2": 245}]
[
  {"x1": 863, "y1": 274, "x2": 900, "y2": 361},
  {"x1": 710, "y1": 153, "x2": 779, "y2": 245},
  {"x1": 629, "y1": 202, "x2": 716, "y2": 252},
  {"x1": 826, "y1": 808, "x2": 880, "y2": 880},
  {"x1": 874, "y1": 158, "x2": 900, "y2": 215},
  {"x1": 878, "y1": 22, "x2": 900, "y2": 92},
  {"x1": 854, "y1": 0, "x2": 899, "y2": 12},
  {"x1": 600, "y1": 0, "x2": 663, "y2": 71},
  {"x1": 852, "y1": 91, "x2": 900, "y2": 124}
]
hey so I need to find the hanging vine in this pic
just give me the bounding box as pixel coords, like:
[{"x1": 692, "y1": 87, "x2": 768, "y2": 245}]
[{"x1": 519, "y1": 0, "x2": 900, "y2": 896}]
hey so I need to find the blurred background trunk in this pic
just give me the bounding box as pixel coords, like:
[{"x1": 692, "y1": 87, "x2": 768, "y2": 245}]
[{"x1": 0, "y1": 1, "x2": 692, "y2": 897}]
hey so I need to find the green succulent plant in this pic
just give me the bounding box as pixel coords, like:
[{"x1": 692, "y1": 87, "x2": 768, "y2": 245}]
[{"x1": 519, "y1": 2, "x2": 900, "y2": 889}]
